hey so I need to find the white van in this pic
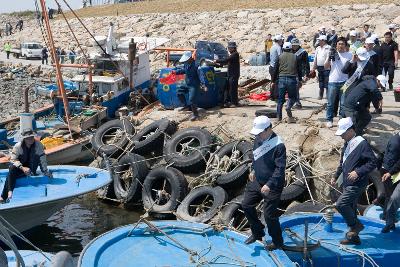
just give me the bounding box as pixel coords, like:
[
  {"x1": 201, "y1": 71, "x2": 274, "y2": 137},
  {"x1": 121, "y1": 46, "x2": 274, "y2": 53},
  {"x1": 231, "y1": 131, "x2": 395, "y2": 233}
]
[{"x1": 20, "y1": 42, "x2": 43, "y2": 59}]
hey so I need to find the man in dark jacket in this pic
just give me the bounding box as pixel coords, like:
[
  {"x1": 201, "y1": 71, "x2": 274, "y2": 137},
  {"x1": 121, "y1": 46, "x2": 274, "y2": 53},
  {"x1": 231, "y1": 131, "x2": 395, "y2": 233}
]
[
  {"x1": 341, "y1": 47, "x2": 376, "y2": 80},
  {"x1": 331, "y1": 117, "x2": 377, "y2": 245},
  {"x1": 381, "y1": 32, "x2": 398, "y2": 90},
  {"x1": 0, "y1": 129, "x2": 52, "y2": 203},
  {"x1": 342, "y1": 75, "x2": 384, "y2": 135},
  {"x1": 242, "y1": 116, "x2": 286, "y2": 250},
  {"x1": 215, "y1": 41, "x2": 240, "y2": 107},
  {"x1": 381, "y1": 132, "x2": 400, "y2": 233},
  {"x1": 271, "y1": 42, "x2": 302, "y2": 123},
  {"x1": 364, "y1": 37, "x2": 381, "y2": 77},
  {"x1": 173, "y1": 51, "x2": 203, "y2": 121},
  {"x1": 291, "y1": 38, "x2": 310, "y2": 109}
]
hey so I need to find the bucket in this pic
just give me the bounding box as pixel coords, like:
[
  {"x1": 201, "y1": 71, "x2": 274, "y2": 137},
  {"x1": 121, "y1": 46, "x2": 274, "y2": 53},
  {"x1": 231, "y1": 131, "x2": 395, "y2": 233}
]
[
  {"x1": 394, "y1": 88, "x2": 400, "y2": 102},
  {"x1": 19, "y1": 113, "x2": 34, "y2": 133}
]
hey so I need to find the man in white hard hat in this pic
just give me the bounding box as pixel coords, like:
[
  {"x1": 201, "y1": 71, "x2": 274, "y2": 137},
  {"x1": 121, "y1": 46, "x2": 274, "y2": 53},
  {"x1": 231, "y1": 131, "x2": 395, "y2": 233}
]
[
  {"x1": 363, "y1": 37, "x2": 380, "y2": 77},
  {"x1": 173, "y1": 51, "x2": 202, "y2": 121},
  {"x1": 331, "y1": 117, "x2": 377, "y2": 245},
  {"x1": 342, "y1": 74, "x2": 384, "y2": 135},
  {"x1": 313, "y1": 26, "x2": 327, "y2": 48},
  {"x1": 0, "y1": 129, "x2": 52, "y2": 203},
  {"x1": 242, "y1": 116, "x2": 286, "y2": 250},
  {"x1": 311, "y1": 35, "x2": 331, "y2": 99},
  {"x1": 271, "y1": 42, "x2": 302, "y2": 123}
]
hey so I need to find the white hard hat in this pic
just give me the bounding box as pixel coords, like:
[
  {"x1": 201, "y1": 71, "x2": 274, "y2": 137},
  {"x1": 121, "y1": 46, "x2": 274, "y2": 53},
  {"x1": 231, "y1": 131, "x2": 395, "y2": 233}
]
[
  {"x1": 179, "y1": 51, "x2": 193, "y2": 63},
  {"x1": 356, "y1": 47, "x2": 369, "y2": 61},
  {"x1": 370, "y1": 34, "x2": 378, "y2": 41},
  {"x1": 349, "y1": 30, "x2": 357, "y2": 37},
  {"x1": 377, "y1": 75, "x2": 388, "y2": 89},
  {"x1": 283, "y1": 42, "x2": 292, "y2": 50},
  {"x1": 389, "y1": 24, "x2": 397, "y2": 29},
  {"x1": 335, "y1": 117, "x2": 353, "y2": 136},
  {"x1": 250, "y1": 116, "x2": 271, "y2": 135},
  {"x1": 365, "y1": 37, "x2": 375, "y2": 44},
  {"x1": 318, "y1": 35, "x2": 327, "y2": 41},
  {"x1": 273, "y1": 34, "x2": 283, "y2": 41}
]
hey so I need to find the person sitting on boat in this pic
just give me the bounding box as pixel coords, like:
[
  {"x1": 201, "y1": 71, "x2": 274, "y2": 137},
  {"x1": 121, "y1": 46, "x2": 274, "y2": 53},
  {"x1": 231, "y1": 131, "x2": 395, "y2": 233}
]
[
  {"x1": 0, "y1": 129, "x2": 52, "y2": 203},
  {"x1": 380, "y1": 132, "x2": 400, "y2": 233},
  {"x1": 172, "y1": 51, "x2": 203, "y2": 121},
  {"x1": 242, "y1": 116, "x2": 286, "y2": 250},
  {"x1": 331, "y1": 117, "x2": 377, "y2": 245}
]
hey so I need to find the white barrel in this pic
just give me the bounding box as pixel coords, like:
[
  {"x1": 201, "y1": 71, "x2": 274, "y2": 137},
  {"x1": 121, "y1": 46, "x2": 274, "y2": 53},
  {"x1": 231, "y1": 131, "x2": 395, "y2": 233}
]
[{"x1": 19, "y1": 113, "x2": 34, "y2": 133}]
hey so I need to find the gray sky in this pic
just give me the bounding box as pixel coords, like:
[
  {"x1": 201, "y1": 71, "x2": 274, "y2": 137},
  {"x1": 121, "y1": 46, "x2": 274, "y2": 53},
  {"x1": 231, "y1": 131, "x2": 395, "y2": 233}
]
[{"x1": 0, "y1": 0, "x2": 83, "y2": 13}]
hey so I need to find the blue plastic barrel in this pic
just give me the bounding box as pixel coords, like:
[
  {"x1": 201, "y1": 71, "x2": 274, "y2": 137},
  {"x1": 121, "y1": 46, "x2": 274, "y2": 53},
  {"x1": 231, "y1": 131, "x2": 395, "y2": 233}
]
[
  {"x1": 156, "y1": 68, "x2": 183, "y2": 110},
  {"x1": 196, "y1": 66, "x2": 219, "y2": 108},
  {"x1": 248, "y1": 52, "x2": 267, "y2": 66}
]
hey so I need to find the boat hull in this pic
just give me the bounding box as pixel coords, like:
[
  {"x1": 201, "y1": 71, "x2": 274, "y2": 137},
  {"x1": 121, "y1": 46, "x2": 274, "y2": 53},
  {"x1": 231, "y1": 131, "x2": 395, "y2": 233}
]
[{"x1": 0, "y1": 197, "x2": 72, "y2": 232}]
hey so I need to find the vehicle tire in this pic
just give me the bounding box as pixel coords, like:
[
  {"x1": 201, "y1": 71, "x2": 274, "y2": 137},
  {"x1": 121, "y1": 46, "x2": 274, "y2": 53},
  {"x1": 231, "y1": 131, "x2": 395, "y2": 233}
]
[
  {"x1": 176, "y1": 186, "x2": 228, "y2": 223},
  {"x1": 220, "y1": 195, "x2": 249, "y2": 230},
  {"x1": 93, "y1": 157, "x2": 117, "y2": 200},
  {"x1": 132, "y1": 119, "x2": 177, "y2": 155},
  {"x1": 357, "y1": 169, "x2": 385, "y2": 214},
  {"x1": 284, "y1": 202, "x2": 325, "y2": 215},
  {"x1": 91, "y1": 119, "x2": 134, "y2": 157},
  {"x1": 113, "y1": 153, "x2": 149, "y2": 203},
  {"x1": 280, "y1": 165, "x2": 309, "y2": 202},
  {"x1": 52, "y1": 251, "x2": 74, "y2": 267},
  {"x1": 164, "y1": 127, "x2": 213, "y2": 173},
  {"x1": 255, "y1": 109, "x2": 277, "y2": 118},
  {"x1": 142, "y1": 166, "x2": 188, "y2": 219},
  {"x1": 215, "y1": 141, "x2": 252, "y2": 189}
]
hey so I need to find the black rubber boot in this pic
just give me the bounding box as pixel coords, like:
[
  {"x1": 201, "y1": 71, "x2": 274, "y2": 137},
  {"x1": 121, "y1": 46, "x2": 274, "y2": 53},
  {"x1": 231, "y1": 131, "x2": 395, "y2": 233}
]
[{"x1": 190, "y1": 104, "x2": 199, "y2": 121}]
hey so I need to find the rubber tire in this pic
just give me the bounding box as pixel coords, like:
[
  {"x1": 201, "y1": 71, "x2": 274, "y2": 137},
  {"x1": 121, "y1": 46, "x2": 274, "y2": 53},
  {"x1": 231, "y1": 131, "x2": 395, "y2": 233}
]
[
  {"x1": 132, "y1": 119, "x2": 177, "y2": 155},
  {"x1": 113, "y1": 153, "x2": 149, "y2": 203},
  {"x1": 92, "y1": 157, "x2": 117, "y2": 200},
  {"x1": 215, "y1": 141, "x2": 253, "y2": 189},
  {"x1": 357, "y1": 169, "x2": 385, "y2": 214},
  {"x1": 284, "y1": 202, "x2": 325, "y2": 215},
  {"x1": 164, "y1": 127, "x2": 213, "y2": 173},
  {"x1": 176, "y1": 186, "x2": 228, "y2": 223},
  {"x1": 255, "y1": 109, "x2": 278, "y2": 118},
  {"x1": 52, "y1": 251, "x2": 74, "y2": 267},
  {"x1": 91, "y1": 119, "x2": 134, "y2": 157},
  {"x1": 280, "y1": 165, "x2": 310, "y2": 202},
  {"x1": 220, "y1": 195, "x2": 250, "y2": 230},
  {"x1": 142, "y1": 166, "x2": 188, "y2": 219}
]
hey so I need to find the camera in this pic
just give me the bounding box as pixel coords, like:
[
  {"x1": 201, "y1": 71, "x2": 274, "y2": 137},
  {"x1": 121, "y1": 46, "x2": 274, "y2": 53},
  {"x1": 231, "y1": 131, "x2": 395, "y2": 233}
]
[{"x1": 330, "y1": 47, "x2": 337, "y2": 61}]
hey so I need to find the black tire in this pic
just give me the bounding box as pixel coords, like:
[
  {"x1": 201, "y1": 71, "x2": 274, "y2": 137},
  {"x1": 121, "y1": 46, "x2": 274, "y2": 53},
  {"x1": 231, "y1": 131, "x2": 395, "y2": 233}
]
[
  {"x1": 220, "y1": 195, "x2": 250, "y2": 231},
  {"x1": 132, "y1": 119, "x2": 177, "y2": 155},
  {"x1": 91, "y1": 119, "x2": 134, "y2": 157},
  {"x1": 284, "y1": 202, "x2": 325, "y2": 215},
  {"x1": 113, "y1": 153, "x2": 149, "y2": 203},
  {"x1": 164, "y1": 127, "x2": 213, "y2": 173},
  {"x1": 280, "y1": 165, "x2": 309, "y2": 202},
  {"x1": 142, "y1": 166, "x2": 188, "y2": 219},
  {"x1": 215, "y1": 141, "x2": 252, "y2": 189},
  {"x1": 176, "y1": 186, "x2": 228, "y2": 223},
  {"x1": 93, "y1": 157, "x2": 117, "y2": 200},
  {"x1": 255, "y1": 109, "x2": 277, "y2": 118},
  {"x1": 357, "y1": 169, "x2": 385, "y2": 214}
]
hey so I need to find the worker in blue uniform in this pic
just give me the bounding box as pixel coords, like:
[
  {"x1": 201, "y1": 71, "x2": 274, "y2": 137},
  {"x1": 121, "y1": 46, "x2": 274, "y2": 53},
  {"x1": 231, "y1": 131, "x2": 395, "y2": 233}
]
[
  {"x1": 331, "y1": 117, "x2": 377, "y2": 245},
  {"x1": 173, "y1": 51, "x2": 202, "y2": 121},
  {"x1": 242, "y1": 116, "x2": 286, "y2": 250},
  {"x1": 381, "y1": 132, "x2": 400, "y2": 233}
]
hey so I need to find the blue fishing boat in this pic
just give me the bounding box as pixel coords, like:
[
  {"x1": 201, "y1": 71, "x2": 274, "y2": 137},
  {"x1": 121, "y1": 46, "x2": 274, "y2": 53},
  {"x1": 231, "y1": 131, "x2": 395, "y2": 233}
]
[
  {"x1": 364, "y1": 204, "x2": 400, "y2": 223},
  {"x1": 78, "y1": 220, "x2": 295, "y2": 267},
  {"x1": 276, "y1": 212, "x2": 400, "y2": 266},
  {"x1": 4, "y1": 250, "x2": 53, "y2": 267},
  {"x1": 0, "y1": 165, "x2": 111, "y2": 232}
]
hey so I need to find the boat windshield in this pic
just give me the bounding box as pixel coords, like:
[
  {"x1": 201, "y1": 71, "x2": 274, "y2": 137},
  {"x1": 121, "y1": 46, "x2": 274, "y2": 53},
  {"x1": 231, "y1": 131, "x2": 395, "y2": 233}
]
[
  {"x1": 95, "y1": 60, "x2": 119, "y2": 72},
  {"x1": 26, "y1": 43, "x2": 43, "y2": 49}
]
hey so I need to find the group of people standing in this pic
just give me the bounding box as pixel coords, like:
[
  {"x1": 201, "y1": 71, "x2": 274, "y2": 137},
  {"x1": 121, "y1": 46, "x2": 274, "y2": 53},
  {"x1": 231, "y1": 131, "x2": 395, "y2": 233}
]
[
  {"x1": 41, "y1": 47, "x2": 77, "y2": 65},
  {"x1": 0, "y1": 20, "x2": 23, "y2": 38}
]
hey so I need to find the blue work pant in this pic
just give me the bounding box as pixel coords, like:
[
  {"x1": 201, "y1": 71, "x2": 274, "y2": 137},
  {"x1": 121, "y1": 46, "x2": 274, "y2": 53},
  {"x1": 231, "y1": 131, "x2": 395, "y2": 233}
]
[
  {"x1": 326, "y1": 81, "x2": 345, "y2": 122},
  {"x1": 317, "y1": 66, "x2": 330, "y2": 97},
  {"x1": 277, "y1": 76, "x2": 297, "y2": 119}
]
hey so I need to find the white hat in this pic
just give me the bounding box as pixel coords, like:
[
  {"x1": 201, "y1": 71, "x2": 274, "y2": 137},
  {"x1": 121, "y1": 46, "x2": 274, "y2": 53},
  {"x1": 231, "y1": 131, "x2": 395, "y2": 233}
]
[
  {"x1": 356, "y1": 47, "x2": 369, "y2": 61},
  {"x1": 291, "y1": 29, "x2": 296, "y2": 34},
  {"x1": 365, "y1": 37, "x2": 375, "y2": 44},
  {"x1": 377, "y1": 75, "x2": 388, "y2": 88},
  {"x1": 283, "y1": 42, "x2": 292, "y2": 50},
  {"x1": 330, "y1": 27, "x2": 336, "y2": 31},
  {"x1": 389, "y1": 24, "x2": 397, "y2": 29},
  {"x1": 250, "y1": 116, "x2": 271, "y2": 135},
  {"x1": 318, "y1": 35, "x2": 327, "y2": 41},
  {"x1": 349, "y1": 30, "x2": 357, "y2": 37},
  {"x1": 179, "y1": 51, "x2": 193, "y2": 63},
  {"x1": 319, "y1": 26, "x2": 326, "y2": 31},
  {"x1": 335, "y1": 117, "x2": 354, "y2": 136},
  {"x1": 273, "y1": 34, "x2": 283, "y2": 41},
  {"x1": 370, "y1": 34, "x2": 378, "y2": 41}
]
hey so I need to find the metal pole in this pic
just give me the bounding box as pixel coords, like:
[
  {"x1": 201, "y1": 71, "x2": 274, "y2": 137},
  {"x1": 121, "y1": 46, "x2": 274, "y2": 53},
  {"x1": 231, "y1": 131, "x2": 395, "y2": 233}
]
[
  {"x1": 39, "y1": 0, "x2": 71, "y2": 124},
  {"x1": 128, "y1": 38, "x2": 137, "y2": 90}
]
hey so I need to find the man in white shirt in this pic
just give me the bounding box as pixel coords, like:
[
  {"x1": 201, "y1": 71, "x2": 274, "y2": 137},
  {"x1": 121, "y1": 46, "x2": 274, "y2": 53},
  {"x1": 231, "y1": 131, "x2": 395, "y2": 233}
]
[
  {"x1": 324, "y1": 37, "x2": 352, "y2": 128},
  {"x1": 312, "y1": 35, "x2": 331, "y2": 99}
]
